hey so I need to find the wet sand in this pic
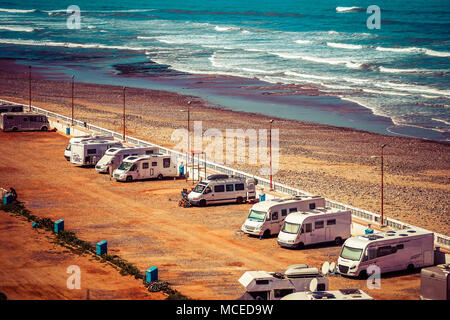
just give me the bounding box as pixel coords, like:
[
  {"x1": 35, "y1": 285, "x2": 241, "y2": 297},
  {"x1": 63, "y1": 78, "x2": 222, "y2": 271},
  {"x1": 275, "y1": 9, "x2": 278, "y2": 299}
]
[{"x1": 0, "y1": 60, "x2": 448, "y2": 236}]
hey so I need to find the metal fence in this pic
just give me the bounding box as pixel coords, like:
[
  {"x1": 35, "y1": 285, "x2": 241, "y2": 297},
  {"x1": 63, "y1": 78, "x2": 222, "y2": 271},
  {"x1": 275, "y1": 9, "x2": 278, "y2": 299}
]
[{"x1": 3, "y1": 99, "x2": 449, "y2": 250}]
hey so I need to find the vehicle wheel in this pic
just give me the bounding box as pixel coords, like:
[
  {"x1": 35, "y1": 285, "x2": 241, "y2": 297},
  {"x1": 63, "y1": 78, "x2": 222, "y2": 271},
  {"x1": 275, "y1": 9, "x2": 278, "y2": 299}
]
[
  {"x1": 236, "y1": 196, "x2": 243, "y2": 204},
  {"x1": 263, "y1": 229, "x2": 271, "y2": 238},
  {"x1": 126, "y1": 176, "x2": 133, "y2": 182},
  {"x1": 296, "y1": 242, "x2": 305, "y2": 249},
  {"x1": 407, "y1": 264, "x2": 414, "y2": 272},
  {"x1": 157, "y1": 174, "x2": 163, "y2": 180},
  {"x1": 199, "y1": 199, "x2": 206, "y2": 207},
  {"x1": 12, "y1": 127, "x2": 18, "y2": 132},
  {"x1": 41, "y1": 126, "x2": 48, "y2": 131},
  {"x1": 335, "y1": 237, "x2": 343, "y2": 245},
  {"x1": 358, "y1": 270, "x2": 368, "y2": 279}
]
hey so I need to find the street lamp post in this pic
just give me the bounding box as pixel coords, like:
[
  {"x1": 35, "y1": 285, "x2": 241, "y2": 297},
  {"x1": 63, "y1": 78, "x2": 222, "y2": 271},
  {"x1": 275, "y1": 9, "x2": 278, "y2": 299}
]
[
  {"x1": 269, "y1": 119, "x2": 274, "y2": 191},
  {"x1": 123, "y1": 86, "x2": 126, "y2": 141},
  {"x1": 28, "y1": 66, "x2": 32, "y2": 111},
  {"x1": 372, "y1": 144, "x2": 387, "y2": 226},
  {"x1": 180, "y1": 101, "x2": 191, "y2": 182},
  {"x1": 71, "y1": 75, "x2": 75, "y2": 126}
]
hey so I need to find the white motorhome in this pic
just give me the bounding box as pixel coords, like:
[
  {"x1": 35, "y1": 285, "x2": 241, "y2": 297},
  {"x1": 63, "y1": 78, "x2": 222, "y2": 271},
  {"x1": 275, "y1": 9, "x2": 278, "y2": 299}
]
[
  {"x1": 0, "y1": 104, "x2": 24, "y2": 114},
  {"x1": 187, "y1": 174, "x2": 256, "y2": 206},
  {"x1": 70, "y1": 140, "x2": 123, "y2": 166},
  {"x1": 278, "y1": 208, "x2": 352, "y2": 249},
  {"x1": 0, "y1": 112, "x2": 49, "y2": 132},
  {"x1": 113, "y1": 154, "x2": 178, "y2": 182},
  {"x1": 241, "y1": 196, "x2": 326, "y2": 238},
  {"x1": 281, "y1": 289, "x2": 373, "y2": 300},
  {"x1": 238, "y1": 265, "x2": 328, "y2": 300},
  {"x1": 64, "y1": 134, "x2": 115, "y2": 161},
  {"x1": 95, "y1": 147, "x2": 158, "y2": 174},
  {"x1": 337, "y1": 229, "x2": 434, "y2": 278}
]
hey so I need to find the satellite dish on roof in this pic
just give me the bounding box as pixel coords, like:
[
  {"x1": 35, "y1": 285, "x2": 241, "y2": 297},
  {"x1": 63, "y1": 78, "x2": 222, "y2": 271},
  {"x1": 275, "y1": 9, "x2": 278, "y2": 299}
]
[
  {"x1": 321, "y1": 262, "x2": 330, "y2": 275},
  {"x1": 329, "y1": 262, "x2": 336, "y2": 274},
  {"x1": 309, "y1": 278, "x2": 318, "y2": 292}
]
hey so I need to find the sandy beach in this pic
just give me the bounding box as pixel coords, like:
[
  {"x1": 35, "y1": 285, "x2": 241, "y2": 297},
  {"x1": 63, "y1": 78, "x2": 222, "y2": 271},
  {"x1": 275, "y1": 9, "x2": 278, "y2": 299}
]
[{"x1": 0, "y1": 59, "x2": 448, "y2": 236}]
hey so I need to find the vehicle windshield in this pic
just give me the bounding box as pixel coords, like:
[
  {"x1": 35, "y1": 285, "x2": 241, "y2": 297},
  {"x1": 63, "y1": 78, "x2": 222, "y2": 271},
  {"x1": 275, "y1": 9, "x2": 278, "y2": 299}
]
[
  {"x1": 282, "y1": 221, "x2": 301, "y2": 234},
  {"x1": 248, "y1": 209, "x2": 266, "y2": 222},
  {"x1": 117, "y1": 161, "x2": 133, "y2": 171},
  {"x1": 66, "y1": 143, "x2": 71, "y2": 151},
  {"x1": 340, "y1": 245, "x2": 364, "y2": 261},
  {"x1": 193, "y1": 184, "x2": 206, "y2": 193},
  {"x1": 97, "y1": 155, "x2": 114, "y2": 166}
]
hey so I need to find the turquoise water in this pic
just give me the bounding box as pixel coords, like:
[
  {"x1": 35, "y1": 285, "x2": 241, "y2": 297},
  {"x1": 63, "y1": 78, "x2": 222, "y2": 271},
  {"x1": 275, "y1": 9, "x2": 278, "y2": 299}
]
[{"x1": 0, "y1": 1, "x2": 449, "y2": 140}]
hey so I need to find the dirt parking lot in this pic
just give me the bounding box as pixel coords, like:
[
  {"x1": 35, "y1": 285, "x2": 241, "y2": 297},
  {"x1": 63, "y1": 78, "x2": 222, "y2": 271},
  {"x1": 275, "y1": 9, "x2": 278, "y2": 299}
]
[{"x1": 0, "y1": 130, "x2": 422, "y2": 299}]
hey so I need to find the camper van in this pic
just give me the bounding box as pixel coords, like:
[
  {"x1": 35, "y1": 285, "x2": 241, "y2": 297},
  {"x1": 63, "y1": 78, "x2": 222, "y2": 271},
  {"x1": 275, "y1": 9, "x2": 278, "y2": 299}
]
[
  {"x1": 187, "y1": 174, "x2": 256, "y2": 206},
  {"x1": 337, "y1": 229, "x2": 434, "y2": 278},
  {"x1": 112, "y1": 154, "x2": 178, "y2": 182},
  {"x1": 70, "y1": 140, "x2": 123, "y2": 166},
  {"x1": 281, "y1": 289, "x2": 373, "y2": 300},
  {"x1": 238, "y1": 265, "x2": 328, "y2": 300},
  {"x1": 241, "y1": 196, "x2": 326, "y2": 238},
  {"x1": 64, "y1": 134, "x2": 115, "y2": 161},
  {"x1": 277, "y1": 208, "x2": 352, "y2": 249},
  {"x1": 0, "y1": 103, "x2": 24, "y2": 114},
  {"x1": 95, "y1": 147, "x2": 159, "y2": 174},
  {"x1": 0, "y1": 112, "x2": 49, "y2": 132}
]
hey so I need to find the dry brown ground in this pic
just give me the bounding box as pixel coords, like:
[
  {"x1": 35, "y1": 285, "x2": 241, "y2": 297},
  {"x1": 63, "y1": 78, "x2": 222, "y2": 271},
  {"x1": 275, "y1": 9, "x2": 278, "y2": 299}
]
[
  {"x1": 0, "y1": 131, "x2": 422, "y2": 299},
  {"x1": 0, "y1": 66, "x2": 448, "y2": 235}
]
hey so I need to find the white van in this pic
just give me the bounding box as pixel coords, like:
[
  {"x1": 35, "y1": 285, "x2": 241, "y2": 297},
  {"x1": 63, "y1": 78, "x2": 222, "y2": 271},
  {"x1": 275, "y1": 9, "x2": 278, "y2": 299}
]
[
  {"x1": 0, "y1": 104, "x2": 24, "y2": 114},
  {"x1": 64, "y1": 134, "x2": 115, "y2": 161},
  {"x1": 70, "y1": 140, "x2": 123, "y2": 166},
  {"x1": 113, "y1": 154, "x2": 178, "y2": 182},
  {"x1": 238, "y1": 265, "x2": 328, "y2": 300},
  {"x1": 241, "y1": 196, "x2": 326, "y2": 238},
  {"x1": 187, "y1": 174, "x2": 256, "y2": 206},
  {"x1": 95, "y1": 147, "x2": 158, "y2": 174},
  {"x1": 337, "y1": 229, "x2": 434, "y2": 278},
  {"x1": 278, "y1": 208, "x2": 351, "y2": 249},
  {"x1": 0, "y1": 112, "x2": 49, "y2": 132}
]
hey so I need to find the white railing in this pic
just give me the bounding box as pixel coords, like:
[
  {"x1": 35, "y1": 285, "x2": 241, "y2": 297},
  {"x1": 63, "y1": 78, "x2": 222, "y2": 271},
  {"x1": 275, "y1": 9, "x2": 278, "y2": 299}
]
[{"x1": 3, "y1": 99, "x2": 449, "y2": 250}]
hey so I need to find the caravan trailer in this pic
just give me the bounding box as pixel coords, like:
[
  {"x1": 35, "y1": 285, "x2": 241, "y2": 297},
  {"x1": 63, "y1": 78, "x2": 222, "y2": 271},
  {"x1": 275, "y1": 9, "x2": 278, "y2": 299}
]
[
  {"x1": 187, "y1": 175, "x2": 256, "y2": 206},
  {"x1": 281, "y1": 289, "x2": 373, "y2": 300},
  {"x1": 95, "y1": 147, "x2": 158, "y2": 174},
  {"x1": 241, "y1": 196, "x2": 326, "y2": 238},
  {"x1": 238, "y1": 265, "x2": 328, "y2": 300},
  {"x1": 112, "y1": 154, "x2": 178, "y2": 182},
  {"x1": 337, "y1": 229, "x2": 434, "y2": 278},
  {"x1": 70, "y1": 140, "x2": 123, "y2": 166},
  {"x1": 277, "y1": 208, "x2": 351, "y2": 249},
  {"x1": 0, "y1": 112, "x2": 49, "y2": 132},
  {"x1": 64, "y1": 134, "x2": 115, "y2": 160},
  {"x1": 0, "y1": 103, "x2": 24, "y2": 114}
]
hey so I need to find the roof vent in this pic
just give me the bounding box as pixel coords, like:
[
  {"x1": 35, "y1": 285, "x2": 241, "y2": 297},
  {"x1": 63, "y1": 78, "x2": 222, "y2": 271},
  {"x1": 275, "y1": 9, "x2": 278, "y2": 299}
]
[{"x1": 399, "y1": 234, "x2": 408, "y2": 237}]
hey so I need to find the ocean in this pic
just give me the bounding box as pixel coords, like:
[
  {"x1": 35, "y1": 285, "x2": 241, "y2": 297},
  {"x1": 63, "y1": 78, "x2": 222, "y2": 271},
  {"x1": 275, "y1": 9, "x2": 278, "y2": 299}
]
[{"x1": 0, "y1": 0, "x2": 449, "y2": 141}]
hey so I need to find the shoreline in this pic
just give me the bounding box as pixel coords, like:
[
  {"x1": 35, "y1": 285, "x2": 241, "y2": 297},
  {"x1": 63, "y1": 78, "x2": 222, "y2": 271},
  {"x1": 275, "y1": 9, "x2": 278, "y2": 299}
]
[{"x1": 0, "y1": 60, "x2": 448, "y2": 236}]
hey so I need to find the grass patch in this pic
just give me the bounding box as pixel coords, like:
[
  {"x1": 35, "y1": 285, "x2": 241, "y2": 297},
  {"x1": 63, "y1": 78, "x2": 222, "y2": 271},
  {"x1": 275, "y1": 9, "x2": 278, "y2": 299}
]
[{"x1": 1, "y1": 201, "x2": 189, "y2": 300}]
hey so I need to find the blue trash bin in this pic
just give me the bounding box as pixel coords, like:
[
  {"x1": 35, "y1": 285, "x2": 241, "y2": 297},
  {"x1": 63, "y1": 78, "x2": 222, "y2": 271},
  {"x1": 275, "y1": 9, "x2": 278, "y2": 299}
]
[
  {"x1": 259, "y1": 193, "x2": 266, "y2": 202},
  {"x1": 54, "y1": 219, "x2": 64, "y2": 233},
  {"x1": 66, "y1": 127, "x2": 70, "y2": 135},
  {"x1": 146, "y1": 266, "x2": 158, "y2": 283},
  {"x1": 96, "y1": 240, "x2": 107, "y2": 255}
]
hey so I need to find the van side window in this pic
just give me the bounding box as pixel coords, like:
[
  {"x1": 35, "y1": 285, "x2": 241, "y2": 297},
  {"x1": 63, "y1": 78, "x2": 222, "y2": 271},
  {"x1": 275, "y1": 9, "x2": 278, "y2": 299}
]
[
  {"x1": 272, "y1": 212, "x2": 278, "y2": 220},
  {"x1": 377, "y1": 246, "x2": 395, "y2": 257},
  {"x1": 289, "y1": 207, "x2": 297, "y2": 213},
  {"x1": 274, "y1": 289, "x2": 294, "y2": 298},
  {"x1": 0, "y1": 108, "x2": 7, "y2": 113},
  {"x1": 130, "y1": 164, "x2": 137, "y2": 171},
  {"x1": 152, "y1": 162, "x2": 157, "y2": 167},
  {"x1": 87, "y1": 149, "x2": 97, "y2": 155},
  {"x1": 30, "y1": 116, "x2": 36, "y2": 122},
  {"x1": 327, "y1": 219, "x2": 336, "y2": 225},
  {"x1": 23, "y1": 117, "x2": 28, "y2": 121},
  {"x1": 315, "y1": 221, "x2": 324, "y2": 229},
  {"x1": 305, "y1": 223, "x2": 312, "y2": 233},
  {"x1": 368, "y1": 248, "x2": 377, "y2": 260},
  {"x1": 214, "y1": 185, "x2": 225, "y2": 192},
  {"x1": 235, "y1": 183, "x2": 245, "y2": 191},
  {"x1": 396, "y1": 244, "x2": 404, "y2": 250},
  {"x1": 6, "y1": 116, "x2": 13, "y2": 120},
  {"x1": 226, "y1": 184, "x2": 234, "y2": 192},
  {"x1": 163, "y1": 158, "x2": 171, "y2": 168},
  {"x1": 309, "y1": 203, "x2": 316, "y2": 210},
  {"x1": 281, "y1": 209, "x2": 287, "y2": 217},
  {"x1": 142, "y1": 162, "x2": 149, "y2": 169}
]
